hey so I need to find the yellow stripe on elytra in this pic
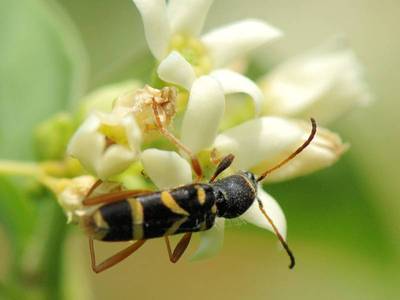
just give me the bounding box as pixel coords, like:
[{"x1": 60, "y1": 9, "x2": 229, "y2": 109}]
[
  {"x1": 128, "y1": 198, "x2": 144, "y2": 240},
  {"x1": 195, "y1": 185, "x2": 206, "y2": 205},
  {"x1": 91, "y1": 211, "x2": 109, "y2": 240},
  {"x1": 93, "y1": 211, "x2": 109, "y2": 229},
  {"x1": 165, "y1": 217, "x2": 188, "y2": 236},
  {"x1": 161, "y1": 191, "x2": 190, "y2": 216}
]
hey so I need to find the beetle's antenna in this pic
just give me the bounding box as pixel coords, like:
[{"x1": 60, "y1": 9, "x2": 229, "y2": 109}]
[
  {"x1": 257, "y1": 118, "x2": 317, "y2": 182},
  {"x1": 257, "y1": 198, "x2": 295, "y2": 269},
  {"x1": 209, "y1": 154, "x2": 235, "y2": 183}
]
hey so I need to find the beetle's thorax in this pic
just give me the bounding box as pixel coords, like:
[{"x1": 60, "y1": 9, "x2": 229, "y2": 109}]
[{"x1": 212, "y1": 171, "x2": 258, "y2": 218}]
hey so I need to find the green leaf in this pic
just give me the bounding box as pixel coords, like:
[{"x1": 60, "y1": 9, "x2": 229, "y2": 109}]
[
  {"x1": 0, "y1": 0, "x2": 88, "y2": 160},
  {"x1": 0, "y1": 281, "x2": 30, "y2": 300},
  {"x1": 35, "y1": 200, "x2": 68, "y2": 300}
]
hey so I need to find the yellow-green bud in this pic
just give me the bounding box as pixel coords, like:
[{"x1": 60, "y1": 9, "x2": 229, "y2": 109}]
[{"x1": 34, "y1": 113, "x2": 75, "y2": 160}]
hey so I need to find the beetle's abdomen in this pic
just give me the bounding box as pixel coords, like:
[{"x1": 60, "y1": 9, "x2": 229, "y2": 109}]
[{"x1": 83, "y1": 184, "x2": 217, "y2": 242}]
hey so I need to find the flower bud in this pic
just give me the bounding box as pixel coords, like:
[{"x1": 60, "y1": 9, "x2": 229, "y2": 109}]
[
  {"x1": 57, "y1": 176, "x2": 121, "y2": 223},
  {"x1": 34, "y1": 113, "x2": 75, "y2": 160},
  {"x1": 57, "y1": 176, "x2": 95, "y2": 223}
]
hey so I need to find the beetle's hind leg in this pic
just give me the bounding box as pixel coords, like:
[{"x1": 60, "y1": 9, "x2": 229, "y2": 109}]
[
  {"x1": 89, "y1": 238, "x2": 146, "y2": 273},
  {"x1": 151, "y1": 100, "x2": 203, "y2": 182},
  {"x1": 164, "y1": 233, "x2": 192, "y2": 263}
]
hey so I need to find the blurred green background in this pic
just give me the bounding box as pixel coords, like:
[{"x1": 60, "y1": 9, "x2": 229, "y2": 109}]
[{"x1": 0, "y1": 0, "x2": 399, "y2": 299}]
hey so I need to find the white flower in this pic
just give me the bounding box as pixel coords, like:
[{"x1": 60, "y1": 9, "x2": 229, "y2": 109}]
[
  {"x1": 132, "y1": 0, "x2": 282, "y2": 72},
  {"x1": 67, "y1": 112, "x2": 142, "y2": 180},
  {"x1": 158, "y1": 51, "x2": 265, "y2": 153},
  {"x1": 213, "y1": 117, "x2": 346, "y2": 182},
  {"x1": 131, "y1": 0, "x2": 283, "y2": 155},
  {"x1": 259, "y1": 41, "x2": 372, "y2": 124}
]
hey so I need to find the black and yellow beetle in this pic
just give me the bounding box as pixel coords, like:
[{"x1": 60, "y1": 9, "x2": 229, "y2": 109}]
[{"x1": 81, "y1": 118, "x2": 317, "y2": 273}]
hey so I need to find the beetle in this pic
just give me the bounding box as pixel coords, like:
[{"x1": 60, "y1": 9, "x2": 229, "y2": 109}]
[{"x1": 80, "y1": 118, "x2": 317, "y2": 273}]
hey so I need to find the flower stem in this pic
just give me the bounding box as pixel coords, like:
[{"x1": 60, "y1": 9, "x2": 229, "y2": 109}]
[
  {"x1": 0, "y1": 160, "x2": 42, "y2": 178},
  {"x1": 0, "y1": 160, "x2": 70, "y2": 195}
]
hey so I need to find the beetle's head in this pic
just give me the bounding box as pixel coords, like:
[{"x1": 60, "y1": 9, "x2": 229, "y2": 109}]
[{"x1": 239, "y1": 170, "x2": 258, "y2": 190}]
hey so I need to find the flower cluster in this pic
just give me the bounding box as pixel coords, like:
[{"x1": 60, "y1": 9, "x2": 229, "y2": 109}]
[{"x1": 59, "y1": 0, "x2": 371, "y2": 260}]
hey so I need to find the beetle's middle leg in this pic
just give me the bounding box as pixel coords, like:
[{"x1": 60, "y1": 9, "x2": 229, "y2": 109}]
[
  {"x1": 151, "y1": 100, "x2": 203, "y2": 182},
  {"x1": 83, "y1": 179, "x2": 103, "y2": 203},
  {"x1": 164, "y1": 233, "x2": 192, "y2": 263}
]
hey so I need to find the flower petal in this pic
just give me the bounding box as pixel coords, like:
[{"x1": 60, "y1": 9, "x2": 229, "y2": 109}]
[
  {"x1": 181, "y1": 76, "x2": 225, "y2": 153},
  {"x1": 264, "y1": 124, "x2": 347, "y2": 182},
  {"x1": 211, "y1": 69, "x2": 263, "y2": 115},
  {"x1": 132, "y1": 0, "x2": 170, "y2": 60},
  {"x1": 213, "y1": 117, "x2": 346, "y2": 182},
  {"x1": 157, "y1": 51, "x2": 196, "y2": 90},
  {"x1": 240, "y1": 187, "x2": 287, "y2": 239},
  {"x1": 168, "y1": 0, "x2": 214, "y2": 37},
  {"x1": 260, "y1": 42, "x2": 372, "y2": 124},
  {"x1": 97, "y1": 145, "x2": 137, "y2": 180},
  {"x1": 190, "y1": 218, "x2": 225, "y2": 261},
  {"x1": 141, "y1": 149, "x2": 192, "y2": 189},
  {"x1": 67, "y1": 115, "x2": 104, "y2": 176},
  {"x1": 123, "y1": 115, "x2": 142, "y2": 153},
  {"x1": 202, "y1": 19, "x2": 282, "y2": 67}
]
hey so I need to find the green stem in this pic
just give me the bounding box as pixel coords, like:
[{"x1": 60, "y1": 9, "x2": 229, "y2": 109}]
[
  {"x1": 0, "y1": 160, "x2": 42, "y2": 177},
  {"x1": 0, "y1": 160, "x2": 70, "y2": 195}
]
